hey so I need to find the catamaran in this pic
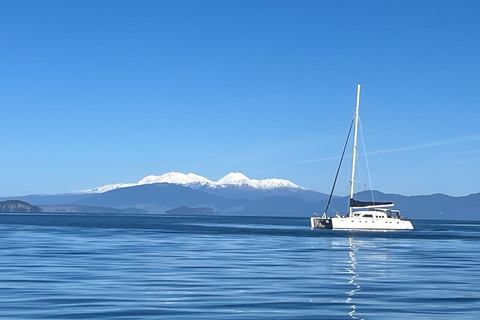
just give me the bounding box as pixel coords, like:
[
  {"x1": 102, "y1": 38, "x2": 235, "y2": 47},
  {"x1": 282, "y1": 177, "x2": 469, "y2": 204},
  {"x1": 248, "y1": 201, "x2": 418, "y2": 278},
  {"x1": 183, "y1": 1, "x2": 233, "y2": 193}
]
[{"x1": 310, "y1": 85, "x2": 414, "y2": 230}]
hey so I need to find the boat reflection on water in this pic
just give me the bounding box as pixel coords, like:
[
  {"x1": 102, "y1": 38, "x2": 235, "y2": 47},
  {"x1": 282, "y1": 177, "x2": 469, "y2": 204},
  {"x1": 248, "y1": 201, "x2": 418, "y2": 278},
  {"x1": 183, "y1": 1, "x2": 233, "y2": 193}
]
[
  {"x1": 346, "y1": 237, "x2": 361, "y2": 319},
  {"x1": 328, "y1": 236, "x2": 391, "y2": 319}
]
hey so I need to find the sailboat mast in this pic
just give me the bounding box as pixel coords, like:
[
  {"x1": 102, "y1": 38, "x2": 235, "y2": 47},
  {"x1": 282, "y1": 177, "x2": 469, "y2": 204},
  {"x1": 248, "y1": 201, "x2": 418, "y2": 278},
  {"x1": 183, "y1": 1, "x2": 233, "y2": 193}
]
[{"x1": 349, "y1": 84, "x2": 361, "y2": 216}]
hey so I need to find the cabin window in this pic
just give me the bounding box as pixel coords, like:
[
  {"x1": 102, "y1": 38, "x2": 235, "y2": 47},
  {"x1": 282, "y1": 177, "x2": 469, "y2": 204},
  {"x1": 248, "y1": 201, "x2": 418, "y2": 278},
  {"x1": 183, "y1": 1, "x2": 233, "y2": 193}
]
[{"x1": 363, "y1": 214, "x2": 373, "y2": 218}]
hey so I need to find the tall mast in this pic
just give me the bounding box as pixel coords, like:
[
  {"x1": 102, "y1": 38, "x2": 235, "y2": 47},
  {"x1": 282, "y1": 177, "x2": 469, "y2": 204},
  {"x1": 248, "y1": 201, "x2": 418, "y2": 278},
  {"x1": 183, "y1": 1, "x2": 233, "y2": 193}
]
[{"x1": 349, "y1": 84, "x2": 361, "y2": 216}]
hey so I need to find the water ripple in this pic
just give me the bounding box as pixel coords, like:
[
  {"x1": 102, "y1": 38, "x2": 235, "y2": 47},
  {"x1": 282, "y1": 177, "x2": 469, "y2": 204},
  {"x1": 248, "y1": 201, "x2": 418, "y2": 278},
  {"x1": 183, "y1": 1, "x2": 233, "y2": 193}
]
[{"x1": 1, "y1": 215, "x2": 480, "y2": 319}]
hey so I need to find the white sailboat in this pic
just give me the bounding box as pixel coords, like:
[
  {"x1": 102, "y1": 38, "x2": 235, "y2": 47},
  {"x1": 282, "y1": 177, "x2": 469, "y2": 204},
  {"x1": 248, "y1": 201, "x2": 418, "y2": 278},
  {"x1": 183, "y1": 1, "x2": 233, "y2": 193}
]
[{"x1": 311, "y1": 85, "x2": 414, "y2": 230}]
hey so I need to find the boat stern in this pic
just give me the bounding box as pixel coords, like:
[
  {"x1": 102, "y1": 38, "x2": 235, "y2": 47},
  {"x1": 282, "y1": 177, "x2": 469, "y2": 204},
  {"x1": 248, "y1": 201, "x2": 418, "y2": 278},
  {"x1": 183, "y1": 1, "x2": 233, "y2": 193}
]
[{"x1": 310, "y1": 216, "x2": 333, "y2": 229}]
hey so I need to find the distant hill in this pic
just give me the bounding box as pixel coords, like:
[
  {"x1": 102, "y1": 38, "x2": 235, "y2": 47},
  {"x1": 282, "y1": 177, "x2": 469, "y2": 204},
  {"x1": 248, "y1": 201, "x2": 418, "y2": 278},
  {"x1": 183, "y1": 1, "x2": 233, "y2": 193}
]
[{"x1": 0, "y1": 200, "x2": 41, "y2": 213}]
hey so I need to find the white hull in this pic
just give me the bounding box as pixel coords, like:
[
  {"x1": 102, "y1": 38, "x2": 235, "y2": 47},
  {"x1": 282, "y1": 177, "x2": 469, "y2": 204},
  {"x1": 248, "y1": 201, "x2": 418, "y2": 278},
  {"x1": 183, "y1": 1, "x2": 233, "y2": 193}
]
[{"x1": 311, "y1": 216, "x2": 414, "y2": 230}]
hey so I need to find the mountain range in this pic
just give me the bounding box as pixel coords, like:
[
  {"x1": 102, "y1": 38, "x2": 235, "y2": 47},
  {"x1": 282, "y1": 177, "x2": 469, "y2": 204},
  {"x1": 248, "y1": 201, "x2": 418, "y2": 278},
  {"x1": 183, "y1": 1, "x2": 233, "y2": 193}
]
[
  {"x1": 79, "y1": 172, "x2": 303, "y2": 193},
  {"x1": 1, "y1": 172, "x2": 479, "y2": 220}
]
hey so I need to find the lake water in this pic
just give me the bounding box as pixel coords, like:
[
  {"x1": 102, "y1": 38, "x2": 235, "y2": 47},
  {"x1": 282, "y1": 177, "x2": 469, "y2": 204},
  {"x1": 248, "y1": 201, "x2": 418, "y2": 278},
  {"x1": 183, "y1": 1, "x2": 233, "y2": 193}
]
[{"x1": 1, "y1": 214, "x2": 479, "y2": 319}]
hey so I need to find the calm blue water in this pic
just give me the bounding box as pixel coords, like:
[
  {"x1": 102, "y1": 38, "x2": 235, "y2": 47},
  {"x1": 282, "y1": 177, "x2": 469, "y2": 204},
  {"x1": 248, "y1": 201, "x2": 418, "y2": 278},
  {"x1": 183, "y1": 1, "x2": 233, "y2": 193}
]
[{"x1": 1, "y1": 214, "x2": 479, "y2": 319}]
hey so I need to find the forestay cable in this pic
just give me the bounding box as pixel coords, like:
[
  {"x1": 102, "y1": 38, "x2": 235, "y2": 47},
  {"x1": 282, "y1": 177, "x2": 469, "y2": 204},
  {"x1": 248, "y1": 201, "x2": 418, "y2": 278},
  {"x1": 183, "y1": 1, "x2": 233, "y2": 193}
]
[{"x1": 323, "y1": 119, "x2": 354, "y2": 215}]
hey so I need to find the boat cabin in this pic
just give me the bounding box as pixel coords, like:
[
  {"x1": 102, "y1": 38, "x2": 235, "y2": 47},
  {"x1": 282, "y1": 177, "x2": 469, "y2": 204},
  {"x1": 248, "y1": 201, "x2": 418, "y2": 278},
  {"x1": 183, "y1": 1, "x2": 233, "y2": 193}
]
[{"x1": 351, "y1": 208, "x2": 402, "y2": 219}]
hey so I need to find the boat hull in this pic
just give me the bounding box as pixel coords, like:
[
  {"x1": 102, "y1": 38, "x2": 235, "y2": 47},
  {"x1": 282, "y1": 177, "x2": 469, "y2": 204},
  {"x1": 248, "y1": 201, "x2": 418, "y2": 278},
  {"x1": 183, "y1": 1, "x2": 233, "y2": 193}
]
[{"x1": 311, "y1": 216, "x2": 414, "y2": 230}]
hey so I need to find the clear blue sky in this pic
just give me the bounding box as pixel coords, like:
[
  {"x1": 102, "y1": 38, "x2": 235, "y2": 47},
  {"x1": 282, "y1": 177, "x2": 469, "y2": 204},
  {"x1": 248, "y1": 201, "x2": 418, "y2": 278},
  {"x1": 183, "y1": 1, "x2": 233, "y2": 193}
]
[{"x1": 1, "y1": 0, "x2": 479, "y2": 197}]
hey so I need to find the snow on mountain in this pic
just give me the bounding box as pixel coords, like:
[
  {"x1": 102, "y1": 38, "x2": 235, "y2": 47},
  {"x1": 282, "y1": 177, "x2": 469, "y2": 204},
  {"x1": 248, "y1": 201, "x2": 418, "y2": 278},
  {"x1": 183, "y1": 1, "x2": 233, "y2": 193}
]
[
  {"x1": 81, "y1": 172, "x2": 303, "y2": 193},
  {"x1": 138, "y1": 172, "x2": 213, "y2": 186},
  {"x1": 82, "y1": 182, "x2": 136, "y2": 193},
  {"x1": 257, "y1": 178, "x2": 300, "y2": 189},
  {"x1": 216, "y1": 172, "x2": 300, "y2": 189},
  {"x1": 216, "y1": 172, "x2": 252, "y2": 186}
]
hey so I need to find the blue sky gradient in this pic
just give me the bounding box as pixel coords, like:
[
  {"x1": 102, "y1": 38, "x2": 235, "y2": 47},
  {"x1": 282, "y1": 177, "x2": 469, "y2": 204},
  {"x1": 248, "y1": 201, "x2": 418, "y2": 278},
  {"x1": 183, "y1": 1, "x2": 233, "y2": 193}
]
[{"x1": 1, "y1": 0, "x2": 479, "y2": 196}]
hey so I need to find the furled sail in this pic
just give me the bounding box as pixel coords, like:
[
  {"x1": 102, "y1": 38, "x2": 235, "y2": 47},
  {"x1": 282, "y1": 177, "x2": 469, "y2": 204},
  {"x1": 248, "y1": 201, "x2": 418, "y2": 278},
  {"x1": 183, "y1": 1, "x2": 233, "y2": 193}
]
[{"x1": 350, "y1": 199, "x2": 394, "y2": 208}]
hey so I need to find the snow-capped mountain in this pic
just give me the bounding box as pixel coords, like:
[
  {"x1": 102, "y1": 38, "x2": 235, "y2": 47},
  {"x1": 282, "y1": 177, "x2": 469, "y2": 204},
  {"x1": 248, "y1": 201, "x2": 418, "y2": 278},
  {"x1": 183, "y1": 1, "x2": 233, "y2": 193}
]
[
  {"x1": 81, "y1": 172, "x2": 303, "y2": 194},
  {"x1": 215, "y1": 172, "x2": 301, "y2": 189},
  {"x1": 138, "y1": 172, "x2": 213, "y2": 186}
]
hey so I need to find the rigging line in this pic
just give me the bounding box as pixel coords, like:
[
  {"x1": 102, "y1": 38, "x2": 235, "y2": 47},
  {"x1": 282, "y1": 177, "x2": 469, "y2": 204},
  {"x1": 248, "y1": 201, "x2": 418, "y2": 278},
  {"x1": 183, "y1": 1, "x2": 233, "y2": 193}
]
[
  {"x1": 323, "y1": 119, "x2": 354, "y2": 214},
  {"x1": 358, "y1": 118, "x2": 375, "y2": 203}
]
